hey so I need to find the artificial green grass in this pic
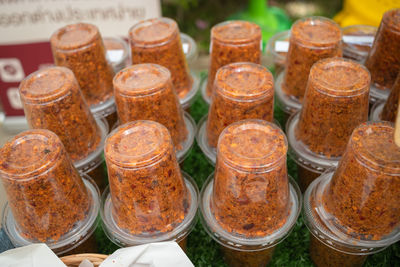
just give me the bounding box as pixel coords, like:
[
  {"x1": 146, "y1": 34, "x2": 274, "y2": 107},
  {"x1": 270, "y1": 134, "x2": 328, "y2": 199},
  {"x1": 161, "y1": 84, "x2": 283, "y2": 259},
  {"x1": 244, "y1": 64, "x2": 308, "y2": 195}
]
[{"x1": 95, "y1": 76, "x2": 400, "y2": 266}]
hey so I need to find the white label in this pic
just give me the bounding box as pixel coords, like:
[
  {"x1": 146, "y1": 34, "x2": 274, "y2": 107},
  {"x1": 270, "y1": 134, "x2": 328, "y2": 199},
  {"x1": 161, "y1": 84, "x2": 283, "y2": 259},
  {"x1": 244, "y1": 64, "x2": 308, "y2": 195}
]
[
  {"x1": 182, "y1": 43, "x2": 189, "y2": 54},
  {"x1": 0, "y1": 58, "x2": 25, "y2": 82},
  {"x1": 342, "y1": 35, "x2": 374, "y2": 45},
  {"x1": 0, "y1": 0, "x2": 161, "y2": 45},
  {"x1": 275, "y1": 41, "x2": 289, "y2": 52},
  {"x1": 7, "y1": 87, "x2": 23, "y2": 109},
  {"x1": 107, "y1": 50, "x2": 124, "y2": 63}
]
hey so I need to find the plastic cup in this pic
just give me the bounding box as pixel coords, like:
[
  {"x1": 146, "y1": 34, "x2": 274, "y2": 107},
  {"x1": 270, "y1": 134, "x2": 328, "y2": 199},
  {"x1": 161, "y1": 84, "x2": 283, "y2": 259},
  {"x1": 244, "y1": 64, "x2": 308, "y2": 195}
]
[
  {"x1": 113, "y1": 64, "x2": 195, "y2": 162},
  {"x1": 180, "y1": 32, "x2": 198, "y2": 66},
  {"x1": 0, "y1": 129, "x2": 100, "y2": 255},
  {"x1": 342, "y1": 25, "x2": 376, "y2": 63},
  {"x1": 50, "y1": 23, "x2": 115, "y2": 121},
  {"x1": 365, "y1": 9, "x2": 400, "y2": 98},
  {"x1": 281, "y1": 16, "x2": 342, "y2": 102},
  {"x1": 265, "y1": 30, "x2": 290, "y2": 76},
  {"x1": 203, "y1": 20, "x2": 262, "y2": 104},
  {"x1": 19, "y1": 67, "x2": 108, "y2": 192},
  {"x1": 101, "y1": 121, "x2": 198, "y2": 252},
  {"x1": 197, "y1": 62, "x2": 274, "y2": 164},
  {"x1": 287, "y1": 58, "x2": 370, "y2": 191},
  {"x1": 379, "y1": 73, "x2": 400, "y2": 122},
  {"x1": 200, "y1": 119, "x2": 301, "y2": 267},
  {"x1": 104, "y1": 37, "x2": 130, "y2": 73}
]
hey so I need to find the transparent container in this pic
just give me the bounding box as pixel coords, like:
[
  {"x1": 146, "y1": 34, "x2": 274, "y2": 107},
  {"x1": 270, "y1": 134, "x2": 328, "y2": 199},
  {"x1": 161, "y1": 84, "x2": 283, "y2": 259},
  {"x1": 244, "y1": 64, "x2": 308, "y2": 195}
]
[
  {"x1": 203, "y1": 20, "x2": 262, "y2": 104},
  {"x1": 322, "y1": 122, "x2": 400, "y2": 241},
  {"x1": 104, "y1": 37, "x2": 130, "y2": 73},
  {"x1": 370, "y1": 101, "x2": 384, "y2": 122},
  {"x1": 129, "y1": 18, "x2": 196, "y2": 106},
  {"x1": 365, "y1": 9, "x2": 400, "y2": 93},
  {"x1": 113, "y1": 64, "x2": 195, "y2": 161},
  {"x1": 282, "y1": 16, "x2": 342, "y2": 102},
  {"x1": 180, "y1": 32, "x2": 198, "y2": 66},
  {"x1": 0, "y1": 130, "x2": 100, "y2": 255},
  {"x1": 380, "y1": 72, "x2": 400, "y2": 122},
  {"x1": 200, "y1": 120, "x2": 301, "y2": 267},
  {"x1": 265, "y1": 30, "x2": 290, "y2": 76},
  {"x1": 50, "y1": 23, "x2": 114, "y2": 108},
  {"x1": 102, "y1": 121, "x2": 198, "y2": 252},
  {"x1": 342, "y1": 25, "x2": 377, "y2": 63}
]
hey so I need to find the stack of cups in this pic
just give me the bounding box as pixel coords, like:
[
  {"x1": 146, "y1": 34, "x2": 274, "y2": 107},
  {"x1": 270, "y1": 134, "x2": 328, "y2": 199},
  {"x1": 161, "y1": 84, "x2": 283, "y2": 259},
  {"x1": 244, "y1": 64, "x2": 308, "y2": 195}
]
[
  {"x1": 275, "y1": 16, "x2": 342, "y2": 127},
  {"x1": 129, "y1": 18, "x2": 199, "y2": 110},
  {"x1": 18, "y1": 67, "x2": 108, "y2": 192},
  {"x1": 197, "y1": 62, "x2": 274, "y2": 165},
  {"x1": 202, "y1": 20, "x2": 262, "y2": 104},
  {"x1": 50, "y1": 23, "x2": 117, "y2": 129},
  {"x1": 101, "y1": 121, "x2": 198, "y2": 251},
  {"x1": 287, "y1": 58, "x2": 370, "y2": 192},
  {"x1": 200, "y1": 120, "x2": 301, "y2": 267},
  {"x1": 304, "y1": 121, "x2": 400, "y2": 267},
  {"x1": 0, "y1": 130, "x2": 100, "y2": 256}
]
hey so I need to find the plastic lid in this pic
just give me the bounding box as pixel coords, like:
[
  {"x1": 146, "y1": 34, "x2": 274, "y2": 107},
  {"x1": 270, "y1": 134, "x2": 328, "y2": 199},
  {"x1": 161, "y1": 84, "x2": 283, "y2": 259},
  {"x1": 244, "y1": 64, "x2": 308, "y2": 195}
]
[
  {"x1": 105, "y1": 120, "x2": 172, "y2": 168},
  {"x1": 0, "y1": 129, "x2": 62, "y2": 179},
  {"x1": 101, "y1": 172, "x2": 199, "y2": 247},
  {"x1": 200, "y1": 77, "x2": 211, "y2": 105},
  {"x1": 217, "y1": 119, "x2": 286, "y2": 171},
  {"x1": 291, "y1": 16, "x2": 342, "y2": 48},
  {"x1": 176, "y1": 112, "x2": 196, "y2": 163},
  {"x1": 113, "y1": 64, "x2": 171, "y2": 97},
  {"x1": 369, "y1": 83, "x2": 391, "y2": 104},
  {"x1": 212, "y1": 20, "x2": 261, "y2": 44},
  {"x1": 200, "y1": 173, "x2": 301, "y2": 251},
  {"x1": 19, "y1": 67, "x2": 75, "y2": 104},
  {"x1": 2, "y1": 174, "x2": 100, "y2": 255},
  {"x1": 215, "y1": 63, "x2": 273, "y2": 101},
  {"x1": 370, "y1": 101, "x2": 384, "y2": 122},
  {"x1": 51, "y1": 23, "x2": 100, "y2": 50},
  {"x1": 180, "y1": 72, "x2": 200, "y2": 109},
  {"x1": 274, "y1": 72, "x2": 302, "y2": 113},
  {"x1": 382, "y1": 9, "x2": 400, "y2": 33},
  {"x1": 129, "y1": 17, "x2": 178, "y2": 47}
]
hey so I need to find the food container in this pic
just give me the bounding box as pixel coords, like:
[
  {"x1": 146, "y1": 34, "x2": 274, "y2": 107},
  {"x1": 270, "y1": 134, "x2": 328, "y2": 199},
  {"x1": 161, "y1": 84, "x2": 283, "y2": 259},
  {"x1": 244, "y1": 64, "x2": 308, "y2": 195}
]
[
  {"x1": 180, "y1": 32, "x2": 198, "y2": 66},
  {"x1": 113, "y1": 64, "x2": 195, "y2": 163},
  {"x1": 370, "y1": 101, "x2": 384, "y2": 122},
  {"x1": 0, "y1": 130, "x2": 100, "y2": 256},
  {"x1": 50, "y1": 23, "x2": 117, "y2": 129},
  {"x1": 342, "y1": 25, "x2": 376, "y2": 63},
  {"x1": 200, "y1": 120, "x2": 301, "y2": 267},
  {"x1": 280, "y1": 16, "x2": 342, "y2": 102},
  {"x1": 101, "y1": 121, "x2": 198, "y2": 252},
  {"x1": 202, "y1": 20, "x2": 262, "y2": 104},
  {"x1": 104, "y1": 37, "x2": 130, "y2": 73},
  {"x1": 265, "y1": 30, "x2": 290, "y2": 76},
  {"x1": 19, "y1": 67, "x2": 109, "y2": 192},
  {"x1": 287, "y1": 58, "x2": 370, "y2": 192},
  {"x1": 376, "y1": 72, "x2": 400, "y2": 122},
  {"x1": 129, "y1": 18, "x2": 198, "y2": 110},
  {"x1": 365, "y1": 9, "x2": 400, "y2": 105},
  {"x1": 197, "y1": 62, "x2": 274, "y2": 165}
]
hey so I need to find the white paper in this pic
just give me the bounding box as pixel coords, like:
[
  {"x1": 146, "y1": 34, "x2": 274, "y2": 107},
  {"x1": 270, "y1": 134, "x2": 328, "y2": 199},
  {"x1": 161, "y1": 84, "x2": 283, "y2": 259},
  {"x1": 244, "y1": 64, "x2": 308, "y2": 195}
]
[
  {"x1": 275, "y1": 41, "x2": 289, "y2": 52},
  {"x1": 0, "y1": 244, "x2": 66, "y2": 267},
  {"x1": 100, "y1": 242, "x2": 194, "y2": 267},
  {"x1": 342, "y1": 35, "x2": 374, "y2": 45}
]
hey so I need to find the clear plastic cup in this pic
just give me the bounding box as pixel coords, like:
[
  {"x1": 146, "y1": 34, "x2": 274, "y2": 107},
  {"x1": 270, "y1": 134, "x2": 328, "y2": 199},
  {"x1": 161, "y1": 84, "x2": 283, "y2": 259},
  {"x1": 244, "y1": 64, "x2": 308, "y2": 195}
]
[
  {"x1": 287, "y1": 58, "x2": 370, "y2": 191},
  {"x1": 129, "y1": 18, "x2": 196, "y2": 106},
  {"x1": 281, "y1": 16, "x2": 342, "y2": 102},
  {"x1": 370, "y1": 101, "x2": 384, "y2": 122},
  {"x1": 203, "y1": 20, "x2": 262, "y2": 104},
  {"x1": 50, "y1": 23, "x2": 115, "y2": 108},
  {"x1": 365, "y1": 9, "x2": 400, "y2": 95},
  {"x1": 19, "y1": 67, "x2": 108, "y2": 192},
  {"x1": 0, "y1": 129, "x2": 100, "y2": 255},
  {"x1": 104, "y1": 37, "x2": 130, "y2": 73},
  {"x1": 342, "y1": 25, "x2": 376, "y2": 63},
  {"x1": 200, "y1": 119, "x2": 301, "y2": 267},
  {"x1": 197, "y1": 62, "x2": 274, "y2": 164},
  {"x1": 265, "y1": 30, "x2": 290, "y2": 76},
  {"x1": 113, "y1": 64, "x2": 195, "y2": 162},
  {"x1": 380, "y1": 72, "x2": 400, "y2": 122},
  {"x1": 180, "y1": 32, "x2": 198, "y2": 66},
  {"x1": 322, "y1": 122, "x2": 400, "y2": 241},
  {"x1": 101, "y1": 121, "x2": 198, "y2": 252}
]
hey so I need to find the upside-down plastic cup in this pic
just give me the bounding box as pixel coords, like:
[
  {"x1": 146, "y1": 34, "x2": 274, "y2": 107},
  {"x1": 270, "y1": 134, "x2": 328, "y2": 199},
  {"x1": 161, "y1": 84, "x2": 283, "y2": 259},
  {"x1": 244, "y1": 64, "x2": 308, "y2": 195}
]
[
  {"x1": 365, "y1": 9, "x2": 400, "y2": 105},
  {"x1": 304, "y1": 121, "x2": 400, "y2": 267},
  {"x1": 113, "y1": 64, "x2": 195, "y2": 163},
  {"x1": 180, "y1": 32, "x2": 198, "y2": 66},
  {"x1": 375, "y1": 72, "x2": 400, "y2": 123},
  {"x1": 202, "y1": 20, "x2": 262, "y2": 104},
  {"x1": 197, "y1": 62, "x2": 274, "y2": 165},
  {"x1": 342, "y1": 25, "x2": 376, "y2": 63},
  {"x1": 200, "y1": 119, "x2": 301, "y2": 267},
  {"x1": 129, "y1": 18, "x2": 198, "y2": 110},
  {"x1": 19, "y1": 67, "x2": 109, "y2": 192},
  {"x1": 287, "y1": 58, "x2": 370, "y2": 192},
  {"x1": 104, "y1": 37, "x2": 130, "y2": 73},
  {"x1": 50, "y1": 23, "x2": 117, "y2": 129},
  {"x1": 265, "y1": 30, "x2": 290, "y2": 76},
  {"x1": 0, "y1": 130, "x2": 100, "y2": 256},
  {"x1": 101, "y1": 121, "x2": 198, "y2": 252}
]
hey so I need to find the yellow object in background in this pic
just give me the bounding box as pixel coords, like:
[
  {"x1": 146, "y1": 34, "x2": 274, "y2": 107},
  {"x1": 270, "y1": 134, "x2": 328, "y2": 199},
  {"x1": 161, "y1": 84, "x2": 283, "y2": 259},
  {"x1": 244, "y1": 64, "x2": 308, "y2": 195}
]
[{"x1": 334, "y1": 0, "x2": 400, "y2": 27}]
